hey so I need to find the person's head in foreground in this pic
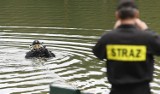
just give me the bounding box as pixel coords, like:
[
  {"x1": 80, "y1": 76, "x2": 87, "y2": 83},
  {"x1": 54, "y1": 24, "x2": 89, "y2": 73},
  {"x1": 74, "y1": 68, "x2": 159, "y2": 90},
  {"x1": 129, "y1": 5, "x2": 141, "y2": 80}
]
[
  {"x1": 116, "y1": 0, "x2": 139, "y2": 20},
  {"x1": 114, "y1": 0, "x2": 148, "y2": 30}
]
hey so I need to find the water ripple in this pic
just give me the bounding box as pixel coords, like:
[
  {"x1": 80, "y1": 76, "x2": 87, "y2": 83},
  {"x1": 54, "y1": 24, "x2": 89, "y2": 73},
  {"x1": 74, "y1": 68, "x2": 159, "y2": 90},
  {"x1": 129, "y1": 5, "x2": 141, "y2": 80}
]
[{"x1": 0, "y1": 30, "x2": 108, "y2": 94}]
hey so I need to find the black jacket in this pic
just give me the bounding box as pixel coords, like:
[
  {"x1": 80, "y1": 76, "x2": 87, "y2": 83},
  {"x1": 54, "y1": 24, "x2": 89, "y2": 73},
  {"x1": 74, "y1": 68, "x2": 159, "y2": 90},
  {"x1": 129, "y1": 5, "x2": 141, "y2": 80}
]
[
  {"x1": 93, "y1": 24, "x2": 160, "y2": 85},
  {"x1": 25, "y1": 47, "x2": 55, "y2": 58}
]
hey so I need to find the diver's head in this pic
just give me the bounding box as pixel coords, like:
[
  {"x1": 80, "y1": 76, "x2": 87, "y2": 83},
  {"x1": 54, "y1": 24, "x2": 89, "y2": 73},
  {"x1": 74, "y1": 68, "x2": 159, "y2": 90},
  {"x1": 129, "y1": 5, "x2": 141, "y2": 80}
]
[
  {"x1": 116, "y1": 0, "x2": 139, "y2": 20},
  {"x1": 31, "y1": 40, "x2": 42, "y2": 50},
  {"x1": 32, "y1": 40, "x2": 40, "y2": 45}
]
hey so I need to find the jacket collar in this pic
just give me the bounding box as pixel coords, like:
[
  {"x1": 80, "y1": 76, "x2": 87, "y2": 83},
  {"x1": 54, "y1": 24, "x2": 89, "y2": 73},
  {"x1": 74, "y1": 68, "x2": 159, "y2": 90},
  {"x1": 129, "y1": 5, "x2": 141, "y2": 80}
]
[{"x1": 118, "y1": 24, "x2": 136, "y2": 28}]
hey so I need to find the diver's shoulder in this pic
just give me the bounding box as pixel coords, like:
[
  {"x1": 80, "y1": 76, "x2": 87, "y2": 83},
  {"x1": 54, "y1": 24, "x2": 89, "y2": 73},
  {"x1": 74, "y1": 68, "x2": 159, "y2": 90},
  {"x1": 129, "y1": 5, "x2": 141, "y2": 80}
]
[{"x1": 25, "y1": 51, "x2": 33, "y2": 58}]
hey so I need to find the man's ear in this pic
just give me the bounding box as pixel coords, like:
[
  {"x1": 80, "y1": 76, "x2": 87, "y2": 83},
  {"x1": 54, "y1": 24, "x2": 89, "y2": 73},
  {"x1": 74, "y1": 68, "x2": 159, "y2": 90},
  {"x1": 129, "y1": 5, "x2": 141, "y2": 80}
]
[{"x1": 115, "y1": 11, "x2": 120, "y2": 20}]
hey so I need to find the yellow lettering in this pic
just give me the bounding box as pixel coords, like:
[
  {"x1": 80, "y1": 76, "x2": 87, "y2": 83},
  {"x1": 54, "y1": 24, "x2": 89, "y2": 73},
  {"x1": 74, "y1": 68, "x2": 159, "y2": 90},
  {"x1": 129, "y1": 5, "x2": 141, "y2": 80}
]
[{"x1": 106, "y1": 45, "x2": 146, "y2": 61}]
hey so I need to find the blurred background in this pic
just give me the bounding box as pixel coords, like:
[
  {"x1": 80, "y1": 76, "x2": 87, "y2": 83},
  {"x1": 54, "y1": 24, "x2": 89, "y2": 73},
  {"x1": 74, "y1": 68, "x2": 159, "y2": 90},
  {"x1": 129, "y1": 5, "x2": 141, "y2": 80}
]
[{"x1": 0, "y1": 0, "x2": 160, "y2": 94}]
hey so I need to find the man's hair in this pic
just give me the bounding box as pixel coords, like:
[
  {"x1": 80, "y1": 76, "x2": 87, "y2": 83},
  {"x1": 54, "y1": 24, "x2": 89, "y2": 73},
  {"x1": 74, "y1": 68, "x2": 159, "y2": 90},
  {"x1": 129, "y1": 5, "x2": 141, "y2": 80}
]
[{"x1": 117, "y1": 0, "x2": 138, "y2": 20}]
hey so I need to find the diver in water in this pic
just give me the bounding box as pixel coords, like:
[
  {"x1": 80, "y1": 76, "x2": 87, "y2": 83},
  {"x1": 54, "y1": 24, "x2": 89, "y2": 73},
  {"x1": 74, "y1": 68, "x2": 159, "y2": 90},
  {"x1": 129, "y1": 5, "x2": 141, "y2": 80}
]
[{"x1": 25, "y1": 40, "x2": 55, "y2": 58}]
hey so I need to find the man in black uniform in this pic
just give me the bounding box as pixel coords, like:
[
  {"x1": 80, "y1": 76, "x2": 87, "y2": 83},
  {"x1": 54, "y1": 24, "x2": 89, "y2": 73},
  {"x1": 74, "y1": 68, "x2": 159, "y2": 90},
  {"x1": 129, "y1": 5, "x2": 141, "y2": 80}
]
[
  {"x1": 93, "y1": 1, "x2": 160, "y2": 94},
  {"x1": 25, "y1": 40, "x2": 55, "y2": 58}
]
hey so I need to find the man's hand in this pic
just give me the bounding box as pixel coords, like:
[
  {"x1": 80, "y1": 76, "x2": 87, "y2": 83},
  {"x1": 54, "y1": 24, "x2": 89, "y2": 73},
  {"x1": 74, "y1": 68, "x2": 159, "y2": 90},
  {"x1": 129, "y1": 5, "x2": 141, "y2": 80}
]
[
  {"x1": 114, "y1": 20, "x2": 121, "y2": 29},
  {"x1": 135, "y1": 19, "x2": 148, "y2": 30},
  {"x1": 114, "y1": 19, "x2": 148, "y2": 30}
]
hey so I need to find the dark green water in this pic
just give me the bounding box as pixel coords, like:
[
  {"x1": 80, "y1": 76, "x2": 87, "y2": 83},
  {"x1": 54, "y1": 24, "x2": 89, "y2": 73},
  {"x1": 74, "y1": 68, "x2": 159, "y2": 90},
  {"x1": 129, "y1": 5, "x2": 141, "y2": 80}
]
[{"x1": 0, "y1": 0, "x2": 160, "y2": 94}]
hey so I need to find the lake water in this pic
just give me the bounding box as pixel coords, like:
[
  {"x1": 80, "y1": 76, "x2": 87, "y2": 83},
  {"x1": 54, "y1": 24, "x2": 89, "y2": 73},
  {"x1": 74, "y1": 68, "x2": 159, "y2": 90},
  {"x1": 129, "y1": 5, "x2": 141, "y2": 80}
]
[{"x1": 0, "y1": 0, "x2": 160, "y2": 94}]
